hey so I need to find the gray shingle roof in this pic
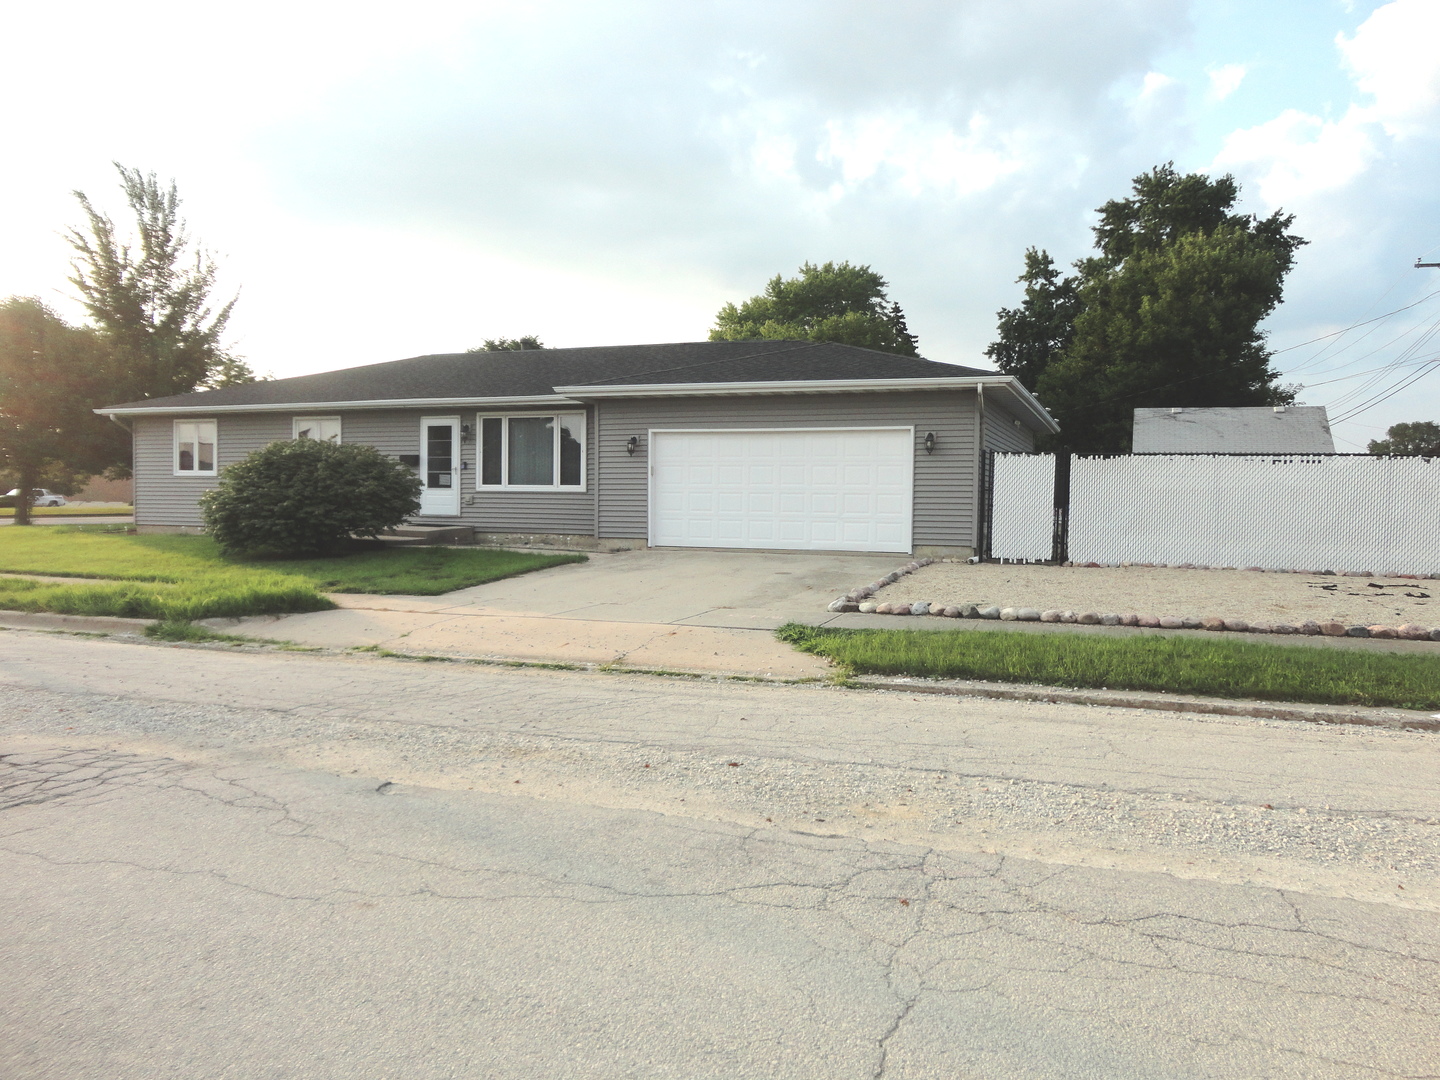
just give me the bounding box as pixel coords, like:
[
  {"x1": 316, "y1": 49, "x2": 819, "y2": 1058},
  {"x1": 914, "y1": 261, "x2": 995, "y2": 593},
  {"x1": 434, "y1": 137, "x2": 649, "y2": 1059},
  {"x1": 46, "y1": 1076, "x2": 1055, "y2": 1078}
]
[
  {"x1": 101, "y1": 340, "x2": 995, "y2": 412},
  {"x1": 1132, "y1": 406, "x2": 1336, "y2": 453}
]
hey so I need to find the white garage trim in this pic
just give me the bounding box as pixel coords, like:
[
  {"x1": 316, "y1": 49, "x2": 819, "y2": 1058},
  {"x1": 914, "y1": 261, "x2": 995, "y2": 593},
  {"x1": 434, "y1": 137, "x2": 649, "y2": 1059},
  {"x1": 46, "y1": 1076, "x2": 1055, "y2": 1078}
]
[{"x1": 647, "y1": 426, "x2": 915, "y2": 553}]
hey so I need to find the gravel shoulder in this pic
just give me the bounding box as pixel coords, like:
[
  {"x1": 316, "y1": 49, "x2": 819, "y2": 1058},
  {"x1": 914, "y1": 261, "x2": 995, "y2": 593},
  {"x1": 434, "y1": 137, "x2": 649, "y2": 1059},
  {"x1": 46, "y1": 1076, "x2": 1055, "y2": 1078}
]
[{"x1": 878, "y1": 562, "x2": 1438, "y2": 626}]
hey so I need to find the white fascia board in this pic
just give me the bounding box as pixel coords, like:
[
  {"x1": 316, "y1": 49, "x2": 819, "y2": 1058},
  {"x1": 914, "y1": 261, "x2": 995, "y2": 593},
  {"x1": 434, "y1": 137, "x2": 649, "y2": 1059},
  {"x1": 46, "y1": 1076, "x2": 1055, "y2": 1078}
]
[
  {"x1": 95, "y1": 395, "x2": 583, "y2": 417},
  {"x1": 554, "y1": 376, "x2": 1062, "y2": 434}
]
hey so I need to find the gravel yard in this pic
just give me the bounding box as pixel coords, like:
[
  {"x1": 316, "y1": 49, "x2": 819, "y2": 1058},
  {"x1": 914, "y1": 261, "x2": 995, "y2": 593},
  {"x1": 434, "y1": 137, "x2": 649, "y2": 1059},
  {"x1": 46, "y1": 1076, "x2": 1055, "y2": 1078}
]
[{"x1": 877, "y1": 562, "x2": 1438, "y2": 628}]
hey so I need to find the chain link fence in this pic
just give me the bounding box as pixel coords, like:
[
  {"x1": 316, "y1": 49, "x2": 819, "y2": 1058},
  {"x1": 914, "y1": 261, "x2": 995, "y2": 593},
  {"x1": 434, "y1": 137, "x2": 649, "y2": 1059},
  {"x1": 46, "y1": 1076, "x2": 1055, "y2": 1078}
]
[{"x1": 983, "y1": 451, "x2": 1440, "y2": 575}]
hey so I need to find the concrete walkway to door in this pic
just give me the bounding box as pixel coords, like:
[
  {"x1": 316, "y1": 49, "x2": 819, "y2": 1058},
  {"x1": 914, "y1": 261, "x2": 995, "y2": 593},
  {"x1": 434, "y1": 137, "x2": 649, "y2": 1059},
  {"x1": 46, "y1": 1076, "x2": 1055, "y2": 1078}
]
[{"x1": 207, "y1": 548, "x2": 906, "y2": 677}]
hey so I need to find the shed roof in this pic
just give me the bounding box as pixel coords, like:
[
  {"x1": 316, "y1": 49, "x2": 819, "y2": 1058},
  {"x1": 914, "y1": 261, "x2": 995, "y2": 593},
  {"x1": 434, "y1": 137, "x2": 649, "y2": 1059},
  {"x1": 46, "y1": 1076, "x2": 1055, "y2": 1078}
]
[{"x1": 1132, "y1": 406, "x2": 1335, "y2": 453}]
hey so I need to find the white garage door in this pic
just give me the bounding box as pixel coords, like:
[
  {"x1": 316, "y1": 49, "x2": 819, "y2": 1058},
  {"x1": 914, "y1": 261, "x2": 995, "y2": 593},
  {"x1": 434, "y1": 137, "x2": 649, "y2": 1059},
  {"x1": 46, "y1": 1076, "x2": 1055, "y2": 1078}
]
[{"x1": 650, "y1": 428, "x2": 913, "y2": 552}]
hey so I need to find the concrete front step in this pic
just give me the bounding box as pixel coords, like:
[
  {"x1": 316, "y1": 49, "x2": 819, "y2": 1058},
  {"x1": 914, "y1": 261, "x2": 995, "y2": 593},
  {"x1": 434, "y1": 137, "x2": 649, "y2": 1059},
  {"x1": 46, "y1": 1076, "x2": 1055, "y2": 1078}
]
[{"x1": 377, "y1": 524, "x2": 475, "y2": 546}]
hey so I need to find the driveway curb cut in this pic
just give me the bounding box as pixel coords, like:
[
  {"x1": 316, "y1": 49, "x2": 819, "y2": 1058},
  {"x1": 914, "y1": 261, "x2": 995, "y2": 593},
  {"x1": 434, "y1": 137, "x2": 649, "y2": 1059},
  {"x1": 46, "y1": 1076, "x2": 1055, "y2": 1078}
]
[
  {"x1": 849, "y1": 676, "x2": 1440, "y2": 731},
  {"x1": 0, "y1": 610, "x2": 152, "y2": 635}
]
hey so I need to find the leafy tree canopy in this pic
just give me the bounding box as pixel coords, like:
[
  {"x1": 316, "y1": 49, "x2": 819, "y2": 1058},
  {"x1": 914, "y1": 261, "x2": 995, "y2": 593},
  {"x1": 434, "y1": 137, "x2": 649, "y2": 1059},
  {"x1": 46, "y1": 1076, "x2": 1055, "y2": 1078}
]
[
  {"x1": 710, "y1": 261, "x2": 919, "y2": 356},
  {"x1": 68, "y1": 163, "x2": 256, "y2": 403},
  {"x1": 987, "y1": 164, "x2": 1305, "y2": 453},
  {"x1": 1368, "y1": 420, "x2": 1440, "y2": 457},
  {"x1": 468, "y1": 336, "x2": 545, "y2": 352},
  {"x1": 0, "y1": 298, "x2": 114, "y2": 524}
]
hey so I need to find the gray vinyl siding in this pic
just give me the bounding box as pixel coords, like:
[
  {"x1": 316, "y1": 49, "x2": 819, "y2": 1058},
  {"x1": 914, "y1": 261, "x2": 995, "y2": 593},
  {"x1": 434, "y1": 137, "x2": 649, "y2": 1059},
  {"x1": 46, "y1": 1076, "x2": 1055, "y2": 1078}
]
[
  {"x1": 132, "y1": 408, "x2": 596, "y2": 534},
  {"x1": 596, "y1": 391, "x2": 980, "y2": 549},
  {"x1": 981, "y1": 400, "x2": 1036, "y2": 453}
]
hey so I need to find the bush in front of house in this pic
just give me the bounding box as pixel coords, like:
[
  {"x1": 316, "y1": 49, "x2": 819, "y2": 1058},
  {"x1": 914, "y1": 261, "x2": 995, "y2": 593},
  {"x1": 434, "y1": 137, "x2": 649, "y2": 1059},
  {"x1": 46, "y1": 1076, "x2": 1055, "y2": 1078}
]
[{"x1": 201, "y1": 439, "x2": 421, "y2": 557}]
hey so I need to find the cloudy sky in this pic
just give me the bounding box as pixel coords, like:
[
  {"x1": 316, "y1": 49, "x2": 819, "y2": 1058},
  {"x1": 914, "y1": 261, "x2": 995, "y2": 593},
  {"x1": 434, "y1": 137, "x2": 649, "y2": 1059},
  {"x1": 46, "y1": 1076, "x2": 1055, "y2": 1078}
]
[{"x1": 3, "y1": 0, "x2": 1437, "y2": 449}]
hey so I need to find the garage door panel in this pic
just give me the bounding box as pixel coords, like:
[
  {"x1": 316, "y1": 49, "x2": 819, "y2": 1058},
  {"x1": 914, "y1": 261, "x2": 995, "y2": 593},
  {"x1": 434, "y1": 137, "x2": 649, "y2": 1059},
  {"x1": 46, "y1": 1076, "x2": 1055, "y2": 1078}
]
[{"x1": 651, "y1": 429, "x2": 912, "y2": 552}]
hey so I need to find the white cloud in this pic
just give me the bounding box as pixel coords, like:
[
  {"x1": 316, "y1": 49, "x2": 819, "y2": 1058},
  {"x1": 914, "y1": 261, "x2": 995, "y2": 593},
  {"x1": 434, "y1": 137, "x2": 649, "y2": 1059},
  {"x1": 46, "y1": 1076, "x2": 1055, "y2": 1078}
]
[
  {"x1": 1212, "y1": 0, "x2": 1440, "y2": 207},
  {"x1": 1206, "y1": 63, "x2": 1247, "y2": 101}
]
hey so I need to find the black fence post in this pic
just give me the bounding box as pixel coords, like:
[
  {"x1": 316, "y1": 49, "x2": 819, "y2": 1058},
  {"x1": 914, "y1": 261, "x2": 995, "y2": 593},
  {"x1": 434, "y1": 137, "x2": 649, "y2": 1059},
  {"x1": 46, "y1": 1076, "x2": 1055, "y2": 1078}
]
[{"x1": 1051, "y1": 451, "x2": 1071, "y2": 564}]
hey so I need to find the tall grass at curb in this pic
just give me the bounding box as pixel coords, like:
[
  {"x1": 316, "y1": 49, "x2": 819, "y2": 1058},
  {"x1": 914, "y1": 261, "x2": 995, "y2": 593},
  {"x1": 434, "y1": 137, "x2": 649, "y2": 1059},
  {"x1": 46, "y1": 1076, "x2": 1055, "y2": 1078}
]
[
  {"x1": 777, "y1": 623, "x2": 1440, "y2": 711},
  {"x1": 0, "y1": 573, "x2": 333, "y2": 621}
]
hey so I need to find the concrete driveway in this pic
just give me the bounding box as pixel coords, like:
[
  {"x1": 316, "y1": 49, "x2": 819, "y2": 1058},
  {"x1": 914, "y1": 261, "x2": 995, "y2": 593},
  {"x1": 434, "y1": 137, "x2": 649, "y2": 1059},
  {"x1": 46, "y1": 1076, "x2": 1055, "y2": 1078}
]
[{"x1": 216, "y1": 548, "x2": 904, "y2": 676}]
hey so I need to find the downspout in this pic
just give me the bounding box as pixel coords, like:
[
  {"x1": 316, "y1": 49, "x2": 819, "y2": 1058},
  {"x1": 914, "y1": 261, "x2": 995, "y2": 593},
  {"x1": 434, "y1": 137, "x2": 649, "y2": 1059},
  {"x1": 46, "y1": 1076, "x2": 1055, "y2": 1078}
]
[
  {"x1": 975, "y1": 384, "x2": 987, "y2": 555},
  {"x1": 592, "y1": 402, "x2": 601, "y2": 544}
]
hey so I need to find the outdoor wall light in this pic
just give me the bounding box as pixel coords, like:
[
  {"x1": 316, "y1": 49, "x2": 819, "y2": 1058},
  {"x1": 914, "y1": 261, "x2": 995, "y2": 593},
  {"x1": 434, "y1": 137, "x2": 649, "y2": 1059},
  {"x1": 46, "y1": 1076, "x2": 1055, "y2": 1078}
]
[
  {"x1": 627, "y1": 436, "x2": 640, "y2": 456},
  {"x1": 460, "y1": 423, "x2": 473, "y2": 442},
  {"x1": 924, "y1": 431, "x2": 936, "y2": 454}
]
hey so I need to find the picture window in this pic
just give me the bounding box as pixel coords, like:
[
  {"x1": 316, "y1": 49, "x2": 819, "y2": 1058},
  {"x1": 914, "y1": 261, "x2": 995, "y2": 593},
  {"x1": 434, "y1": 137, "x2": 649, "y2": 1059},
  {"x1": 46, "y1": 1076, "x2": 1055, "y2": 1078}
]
[{"x1": 477, "y1": 413, "x2": 585, "y2": 489}]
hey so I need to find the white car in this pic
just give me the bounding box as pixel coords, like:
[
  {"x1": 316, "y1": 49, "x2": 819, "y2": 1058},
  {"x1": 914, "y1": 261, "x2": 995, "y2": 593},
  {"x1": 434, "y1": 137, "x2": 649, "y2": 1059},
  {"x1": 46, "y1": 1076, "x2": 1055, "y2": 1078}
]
[{"x1": 2, "y1": 488, "x2": 68, "y2": 507}]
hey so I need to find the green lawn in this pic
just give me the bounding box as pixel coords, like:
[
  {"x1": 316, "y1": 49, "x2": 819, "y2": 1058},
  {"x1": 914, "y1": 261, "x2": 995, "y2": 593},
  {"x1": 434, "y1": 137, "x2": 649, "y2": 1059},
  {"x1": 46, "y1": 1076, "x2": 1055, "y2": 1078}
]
[
  {"x1": 0, "y1": 506, "x2": 133, "y2": 517},
  {"x1": 777, "y1": 623, "x2": 1440, "y2": 711},
  {"x1": 0, "y1": 527, "x2": 585, "y2": 621}
]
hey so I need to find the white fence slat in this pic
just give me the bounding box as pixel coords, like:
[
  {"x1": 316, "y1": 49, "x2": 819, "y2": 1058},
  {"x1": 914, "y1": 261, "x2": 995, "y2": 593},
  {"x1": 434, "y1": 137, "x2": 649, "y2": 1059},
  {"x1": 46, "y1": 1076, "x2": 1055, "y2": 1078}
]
[
  {"x1": 1067, "y1": 454, "x2": 1440, "y2": 575},
  {"x1": 990, "y1": 452, "x2": 1054, "y2": 561}
]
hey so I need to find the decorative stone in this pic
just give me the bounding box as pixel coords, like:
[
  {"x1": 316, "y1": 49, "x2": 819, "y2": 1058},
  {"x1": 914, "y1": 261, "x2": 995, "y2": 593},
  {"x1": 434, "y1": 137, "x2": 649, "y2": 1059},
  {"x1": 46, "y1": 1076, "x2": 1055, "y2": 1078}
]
[
  {"x1": 1181, "y1": 616, "x2": 1203, "y2": 629},
  {"x1": 1040, "y1": 610, "x2": 1063, "y2": 622},
  {"x1": 958, "y1": 604, "x2": 980, "y2": 618},
  {"x1": 1120, "y1": 613, "x2": 1140, "y2": 626},
  {"x1": 942, "y1": 606, "x2": 962, "y2": 618},
  {"x1": 910, "y1": 601, "x2": 931, "y2": 616},
  {"x1": 1223, "y1": 618, "x2": 1250, "y2": 632},
  {"x1": 1017, "y1": 608, "x2": 1041, "y2": 621},
  {"x1": 1249, "y1": 623, "x2": 1272, "y2": 634},
  {"x1": 999, "y1": 607, "x2": 1018, "y2": 620},
  {"x1": 1201, "y1": 617, "x2": 1226, "y2": 631},
  {"x1": 1099, "y1": 613, "x2": 1120, "y2": 626},
  {"x1": 1345, "y1": 625, "x2": 1370, "y2": 637},
  {"x1": 1299, "y1": 620, "x2": 1322, "y2": 635},
  {"x1": 1059, "y1": 611, "x2": 1078, "y2": 623},
  {"x1": 890, "y1": 604, "x2": 912, "y2": 616},
  {"x1": 1077, "y1": 612, "x2": 1101, "y2": 624},
  {"x1": 1319, "y1": 621, "x2": 1346, "y2": 636},
  {"x1": 883, "y1": 573, "x2": 900, "y2": 584},
  {"x1": 1158, "y1": 616, "x2": 1183, "y2": 629},
  {"x1": 827, "y1": 599, "x2": 848, "y2": 612},
  {"x1": 1368, "y1": 625, "x2": 1397, "y2": 639},
  {"x1": 1398, "y1": 624, "x2": 1430, "y2": 640},
  {"x1": 978, "y1": 605, "x2": 1001, "y2": 620},
  {"x1": 1431, "y1": 628, "x2": 1440, "y2": 641},
  {"x1": 1272, "y1": 623, "x2": 1297, "y2": 634},
  {"x1": 1083, "y1": 562, "x2": 1102, "y2": 568},
  {"x1": 858, "y1": 601, "x2": 879, "y2": 613},
  {"x1": 875, "y1": 603, "x2": 893, "y2": 614},
  {"x1": 1137, "y1": 615, "x2": 1161, "y2": 628},
  {"x1": 1342, "y1": 570, "x2": 1373, "y2": 577}
]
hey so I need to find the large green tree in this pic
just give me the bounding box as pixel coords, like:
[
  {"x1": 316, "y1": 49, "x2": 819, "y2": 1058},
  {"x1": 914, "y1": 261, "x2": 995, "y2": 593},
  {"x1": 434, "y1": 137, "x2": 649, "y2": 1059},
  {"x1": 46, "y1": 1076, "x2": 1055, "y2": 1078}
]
[
  {"x1": 1368, "y1": 421, "x2": 1440, "y2": 457},
  {"x1": 68, "y1": 164, "x2": 255, "y2": 405},
  {"x1": 467, "y1": 336, "x2": 545, "y2": 352},
  {"x1": 988, "y1": 165, "x2": 1305, "y2": 452},
  {"x1": 710, "y1": 261, "x2": 919, "y2": 356},
  {"x1": 0, "y1": 298, "x2": 113, "y2": 525}
]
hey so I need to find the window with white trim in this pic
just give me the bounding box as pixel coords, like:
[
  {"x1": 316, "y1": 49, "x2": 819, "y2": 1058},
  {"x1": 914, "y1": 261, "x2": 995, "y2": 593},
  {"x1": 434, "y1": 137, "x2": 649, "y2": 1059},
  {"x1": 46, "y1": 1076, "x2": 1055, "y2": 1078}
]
[
  {"x1": 293, "y1": 416, "x2": 342, "y2": 442},
  {"x1": 478, "y1": 412, "x2": 585, "y2": 489},
  {"x1": 174, "y1": 420, "x2": 217, "y2": 475}
]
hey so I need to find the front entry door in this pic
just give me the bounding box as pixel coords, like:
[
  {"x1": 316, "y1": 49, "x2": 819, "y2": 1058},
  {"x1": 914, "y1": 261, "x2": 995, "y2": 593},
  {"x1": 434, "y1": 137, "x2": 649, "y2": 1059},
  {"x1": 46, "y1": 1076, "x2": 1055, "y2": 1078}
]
[{"x1": 419, "y1": 417, "x2": 461, "y2": 516}]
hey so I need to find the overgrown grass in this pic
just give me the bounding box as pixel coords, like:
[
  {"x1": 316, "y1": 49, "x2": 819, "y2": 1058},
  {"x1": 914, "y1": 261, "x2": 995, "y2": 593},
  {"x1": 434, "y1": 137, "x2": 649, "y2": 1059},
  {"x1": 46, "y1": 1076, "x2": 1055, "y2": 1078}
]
[
  {"x1": 0, "y1": 528, "x2": 585, "y2": 619},
  {"x1": 777, "y1": 623, "x2": 1440, "y2": 711}
]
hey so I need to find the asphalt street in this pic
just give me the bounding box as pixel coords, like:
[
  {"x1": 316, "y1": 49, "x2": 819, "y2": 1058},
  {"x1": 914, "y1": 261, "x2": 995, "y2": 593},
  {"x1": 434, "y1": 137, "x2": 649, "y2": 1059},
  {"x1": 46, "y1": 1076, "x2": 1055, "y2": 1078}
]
[{"x1": 2, "y1": 631, "x2": 1437, "y2": 1079}]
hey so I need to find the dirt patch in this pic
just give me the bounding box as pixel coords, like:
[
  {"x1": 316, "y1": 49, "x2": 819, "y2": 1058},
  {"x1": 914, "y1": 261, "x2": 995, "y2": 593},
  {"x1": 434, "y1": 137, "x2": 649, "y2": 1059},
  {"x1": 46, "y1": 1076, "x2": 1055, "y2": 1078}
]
[{"x1": 877, "y1": 562, "x2": 1438, "y2": 627}]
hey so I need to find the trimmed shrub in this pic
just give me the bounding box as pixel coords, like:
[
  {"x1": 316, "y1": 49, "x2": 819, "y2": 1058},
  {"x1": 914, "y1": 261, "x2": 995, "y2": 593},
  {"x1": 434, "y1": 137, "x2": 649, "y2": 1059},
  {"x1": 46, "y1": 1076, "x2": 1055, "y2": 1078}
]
[{"x1": 201, "y1": 439, "x2": 421, "y2": 556}]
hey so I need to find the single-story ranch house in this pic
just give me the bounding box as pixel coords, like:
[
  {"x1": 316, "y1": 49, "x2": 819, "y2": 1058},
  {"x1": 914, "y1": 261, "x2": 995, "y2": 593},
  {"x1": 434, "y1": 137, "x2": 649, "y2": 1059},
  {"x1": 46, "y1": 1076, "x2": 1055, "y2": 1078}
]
[{"x1": 98, "y1": 340, "x2": 1058, "y2": 556}]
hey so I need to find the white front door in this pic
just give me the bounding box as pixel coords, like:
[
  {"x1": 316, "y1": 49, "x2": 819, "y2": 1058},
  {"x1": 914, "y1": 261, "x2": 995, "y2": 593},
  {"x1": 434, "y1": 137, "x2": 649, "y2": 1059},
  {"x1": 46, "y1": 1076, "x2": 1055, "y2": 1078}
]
[
  {"x1": 650, "y1": 428, "x2": 914, "y2": 552},
  {"x1": 419, "y1": 416, "x2": 461, "y2": 516}
]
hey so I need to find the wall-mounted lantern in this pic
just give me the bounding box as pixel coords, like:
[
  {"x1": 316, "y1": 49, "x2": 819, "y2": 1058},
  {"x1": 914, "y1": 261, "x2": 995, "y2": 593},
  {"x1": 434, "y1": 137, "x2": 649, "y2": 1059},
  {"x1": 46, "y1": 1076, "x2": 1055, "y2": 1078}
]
[
  {"x1": 924, "y1": 431, "x2": 936, "y2": 454},
  {"x1": 461, "y1": 423, "x2": 473, "y2": 442},
  {"x1": 627, "y1": 436, "x2": 640, "y2": 456}
]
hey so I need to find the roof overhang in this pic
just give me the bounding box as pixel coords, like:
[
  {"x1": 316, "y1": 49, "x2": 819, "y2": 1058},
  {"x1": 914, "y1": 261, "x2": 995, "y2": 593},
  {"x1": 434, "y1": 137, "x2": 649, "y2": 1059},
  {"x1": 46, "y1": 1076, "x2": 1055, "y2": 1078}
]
[
  {"x1": 554, "y1": 375, "x2": 1061, "y2": 433},
  {"x1": 94, "y1": 394, "x2": 583, "y2": 417}
]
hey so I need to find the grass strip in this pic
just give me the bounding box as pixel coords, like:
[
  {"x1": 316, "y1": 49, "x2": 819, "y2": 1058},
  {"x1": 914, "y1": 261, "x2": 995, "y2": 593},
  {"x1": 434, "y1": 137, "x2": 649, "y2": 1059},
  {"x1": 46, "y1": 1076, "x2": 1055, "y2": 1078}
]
[
  {"x1": 0, "y1": 529, "x2": 585, "y2": 594},
  {"x1": 0, "y1": 507, "x2": 133, "y2": 517},
  {"x1": 776, "y1": 623, "x2": 1440, "y2": 711},
  {"x1": 0, "y1": 574, "x2": 334, "y2": 621}
]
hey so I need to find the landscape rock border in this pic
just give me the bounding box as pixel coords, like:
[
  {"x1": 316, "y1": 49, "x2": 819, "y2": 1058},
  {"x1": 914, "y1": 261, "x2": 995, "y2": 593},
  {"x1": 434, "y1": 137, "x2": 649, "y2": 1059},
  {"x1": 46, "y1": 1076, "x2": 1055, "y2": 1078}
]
[{"x1": 826, "y1": 561, "x2": 1440, "y2": 643}]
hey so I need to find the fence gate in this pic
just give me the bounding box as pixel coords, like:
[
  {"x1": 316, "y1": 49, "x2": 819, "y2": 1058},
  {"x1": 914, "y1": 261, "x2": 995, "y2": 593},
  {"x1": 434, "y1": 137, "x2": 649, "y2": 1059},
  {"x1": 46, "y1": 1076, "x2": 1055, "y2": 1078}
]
[{"x1": 983, "y1": 452, "x2": 1059, "y2": 561}]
